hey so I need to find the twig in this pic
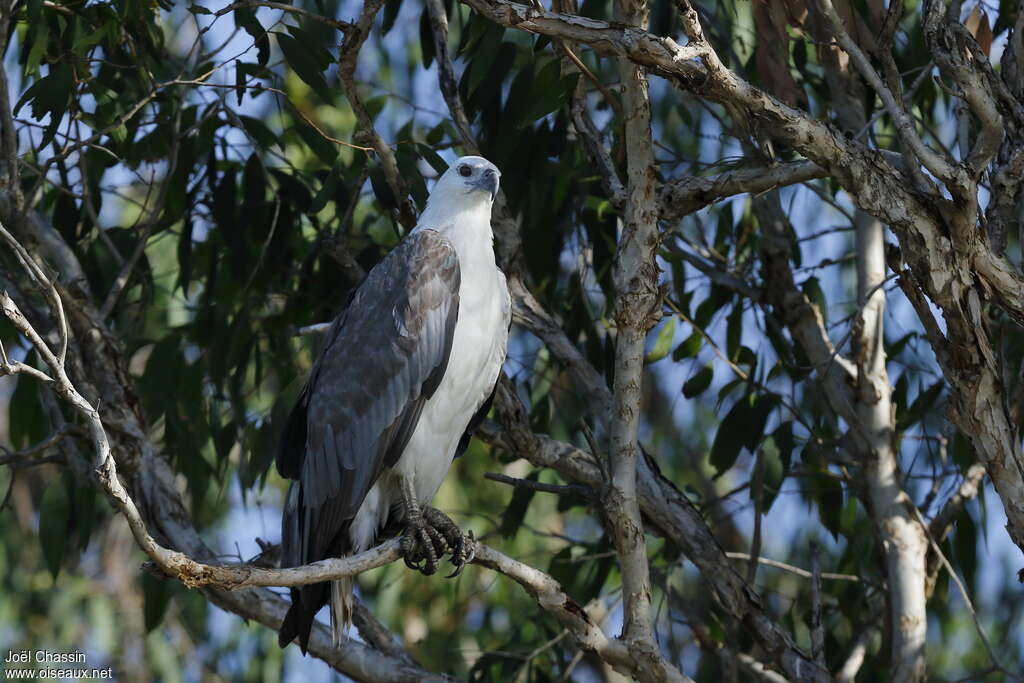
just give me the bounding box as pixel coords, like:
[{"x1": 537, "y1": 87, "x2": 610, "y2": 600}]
[
  {"x1": 296, "y1": 321, "x2": 333, "y2": 336},
  {"x1": 99, "y1": 105, "x2": 186, "y2": 318},
  {"x1": 0, "y1": 426, "x2": 82, "y2": 467},
  {"x1": 724, "y1": 552, "x2": 862, "y2": 583},
  {"x1": 0, "y1": 344, "x2": 56, "y2": 385},
  {"x1": 815, "y1": 0, "x2": 959, "y2": 186},
  {"x1": 908, "y1": 504, "x2": 1012, "y2": 678},
  {"x1": 835, "y1": 627, "x2": 872, "y2": 683},
  {"x1": 809, "y1": 542, "x2": 825, "y2": 667},
  {"x1": 213, "y1": 0, "x2": 353, "y2": 33},
  {"x1": 485, "y1": 471, "x2": 593, "y2": 498},
  {"x1": 607, "y1": 0, "x2": 661, "y2": 647},
  {"x1": 0, "y1": 224, "x2": 68, "y2": 364},
  {"x1": 747, "y1": 449, "x2": 766, "y2": 584},
  {"x1": 659, "y1": 160, "x2": 827, "y2": 222},
  {"x1": 424, "y1": 0, "x2": 478, "y2": 152},
  {"x1": 337, "y1": 0, "x2": 417, "y2": 230}
]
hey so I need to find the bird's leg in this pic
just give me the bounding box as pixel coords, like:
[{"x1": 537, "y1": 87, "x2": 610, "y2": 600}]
[
  {"x1": 398, "y1": 477, "x2": 447, "y2": 576},
  {"x1": 422, "y1": 506, "x2": 476, "y2": 578}
]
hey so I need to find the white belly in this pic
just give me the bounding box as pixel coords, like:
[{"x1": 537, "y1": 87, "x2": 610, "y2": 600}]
[
  {"x1": 398, "y1": 262, "x2": 509, "y2": 500},
  {"x1": 348, "y1": 265, "x2": 510, "y2": 552}
]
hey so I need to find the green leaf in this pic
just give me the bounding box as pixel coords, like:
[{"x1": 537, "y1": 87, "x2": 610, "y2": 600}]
[
  {"x1": 726, "y1": 306, "x2": 742, "y2": 359},
  {"x1": 951, "y1": 431, "x2": 974, "y2": 471},
  {"x1": 551, "y1": 543, "x2": 614, "y2": 606},
  {"x1": 645, "y1": 317, "x2": 677, "y2": 364},
  {"x1": 39, "y1": 478, "x2": 71, "y2": 579},
  {"x1": 15, "y1": 63, "x2": 73, "y2": 149},
  {"x1": 710, "y1": 394, "x2": 755, "y2": 477},
  {"x1": 9, "y1": 354, "x2": 46, "y2": 450},
  {"x1": 743, "y1": 394, "x2": 777, "y2": 451},
  {"x1": 139, "y1": 335, "x2": 184, "y2": 421},
  {"x1": 177, "y1": 218, "x2": 193, "y2": 297},
  {"x1": 673, "y1": 330, "x2": 702, "y2": 360},
  {"x1": 760, "y1": 437, "x2": 784, "y2": 511},
  {"x1": 381, "y1": 0, "x2": 402, "y2": 34},
  {"x1": 310, "y1": 158, "x2": 345, "y2": 214},
  {"x1": 817, "y1": 473, "x2": 844, "y2": 540},
  {"x1": 420, "y1": 8, "x2": 436, "y2": 69},
  {"x1": 283, "y1": 25, "x2": 334, "y2": 69},
  {"x1": 72, "y1": 26, "x2": 108, "y2": 54},
  {"x1": 426, "y1": 121, "x2": 447, "y2": 146},
  {"x1": 142, "y1": 572, "x2": 174, "y2": 632},
  {"x1": 187, "y1": 4, "x2": 212, "y2": 14},
  {"x1": 234, "y1": 8, "x2": 270, "y2": 65},
  {"x1": 498, "y1": 471, "x2": 539, "y2": 538},
  {"x1": 395, "y1": 143, "x2": 429, "y2": 211},
  {"x1": 898, "y1": 381, "x2": 945, "y2": 430},
  {"x1": 801, "y1": 276, "x2": 827, "y2": 323},
  {"x1": 468, "y1": 29, "x2": 506, "y2": 96},
  {"x1": 277, "y1": 33, "x2": 331, "y2": 102},
  {"x1": 234, "y1": 59, "x2": 245, "y2": 106},
  {"x1": 520, "y1": 59, "x2": 578, "y2": 124},
  {"x1": 953, "y1": 508, "x2": 977, "y2": 590},
  {"x1": 74, "y1": 484, "x2": 97, "y2": 552},
  {"x1": 238, "y1": 115, "x2": 280, "y2": 150},
  {"x1": 294, "y1": 118, "x2": 337, "y2": 165},
  {"x1": 368, "y1": 164, "x2": 397, "y2": 211},
  {"x1": 365, "y1": 95, "x2": 388, "y2": 121},
  {"x1": 887, "y1": 331, "x2": 916, "y2": 357},
  {"x1": 710, "y1": 393, "x2": 775, "y2": 476},
  {"x1": 682, "y1": 363, "x2": 714, "y2": 398},
  {"x1": 417, "y1": 144, "x2": 449, "y2": 176},
  {"x1": 25, "y1": 17, "x2": 50, "y2": 76}
]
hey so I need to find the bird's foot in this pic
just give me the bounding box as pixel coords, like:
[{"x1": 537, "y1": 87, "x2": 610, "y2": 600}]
[
  {"x1": 399, "y1": 506, "x2": 475, "y2": 578},
  {"x1": 424, "y1": 507, "x2": 475, "y2": 578}
]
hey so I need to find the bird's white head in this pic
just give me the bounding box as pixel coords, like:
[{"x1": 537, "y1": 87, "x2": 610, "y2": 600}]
[{"x1": 427, "y1": 156, "x2": 501, "y2": 209}]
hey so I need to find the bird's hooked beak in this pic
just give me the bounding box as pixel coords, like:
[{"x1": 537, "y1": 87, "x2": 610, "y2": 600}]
[{"x1": 471, "y1": 168, "x2": 499, "y2": 201}]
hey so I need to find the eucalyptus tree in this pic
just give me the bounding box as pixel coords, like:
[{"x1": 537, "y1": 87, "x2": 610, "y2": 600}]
[{"x1": 1, "y1": 0, "x2": 1022, "y2": 680}]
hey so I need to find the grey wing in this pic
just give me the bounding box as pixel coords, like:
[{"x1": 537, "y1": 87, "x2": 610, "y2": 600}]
[{"x1": 277, "y1": 229, "x2": 460, "y2": 567}]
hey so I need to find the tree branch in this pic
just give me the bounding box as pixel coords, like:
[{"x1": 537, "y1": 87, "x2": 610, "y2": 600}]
[
  {"x1": 337, "y1": 0, "x2": 417, "y2": 230},
  {"x1": 481, "y1": 381, "x2": 830, "y2": 682},
  {"x1": 459, "y1": 0, "x2": 707, "y2": 85},
  {"x1": 814, "y1": 0, "x2": 960, "y2": 187},
  {"x1": 213, "y1": 1, "x2": 353, "y2": 33},
  {"x1": 659, "y1": 160, "x2": 826, "y2": 222},
  {"x1": 607, "y1": 0, "x2": 660, "y2": 654}
]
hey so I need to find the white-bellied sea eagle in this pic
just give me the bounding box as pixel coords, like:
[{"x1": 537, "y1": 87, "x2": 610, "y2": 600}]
[{"x1": 275, "y1": 156, "x2": 511, "y2": 652}]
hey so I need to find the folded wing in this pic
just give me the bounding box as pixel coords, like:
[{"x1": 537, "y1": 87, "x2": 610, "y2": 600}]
[{"x1": 276, "y1": 229, "x2": 460, "y2": 650}]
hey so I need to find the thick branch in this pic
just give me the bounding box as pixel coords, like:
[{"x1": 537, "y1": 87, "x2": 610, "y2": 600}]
[
  {"x1": 608, "y1": 0, "x2": 659, "y2": 651},
  {"x1": 660, "y1": 160, "x2": 826, "y2": 222},
  {"x1": 459, "y1": 0, "x2": 706, "y2": 85}
]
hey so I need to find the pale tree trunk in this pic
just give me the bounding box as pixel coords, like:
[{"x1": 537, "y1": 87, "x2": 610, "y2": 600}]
[{"x1": 854, "y1": 211, "x2": 927, "y2": 683}]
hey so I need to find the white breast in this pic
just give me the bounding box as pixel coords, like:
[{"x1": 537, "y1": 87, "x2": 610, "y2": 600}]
[
  {"x1": 346, "y1": 207, "x2": 510, "y2": 552},
  {"x1": 398, "y1": 228, "x2": 510, "y2": 503}
]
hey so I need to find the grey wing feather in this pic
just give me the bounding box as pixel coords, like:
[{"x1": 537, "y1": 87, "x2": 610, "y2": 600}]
[{"x1": 277, "y1": 229, "x2": 460, "y2": 568}]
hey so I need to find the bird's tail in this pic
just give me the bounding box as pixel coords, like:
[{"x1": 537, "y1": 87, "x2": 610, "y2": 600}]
[
  {"x1": 330, "y1": 577, "x2": 354, "y2": 645},
  {"x1": 278, "y1": 586, "x2": 318, "y2": 653}
]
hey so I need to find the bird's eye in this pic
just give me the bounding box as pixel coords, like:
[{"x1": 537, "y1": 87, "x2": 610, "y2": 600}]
[{"x1": 458, "y1": 165, "x2": 472, "y2": 177}]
